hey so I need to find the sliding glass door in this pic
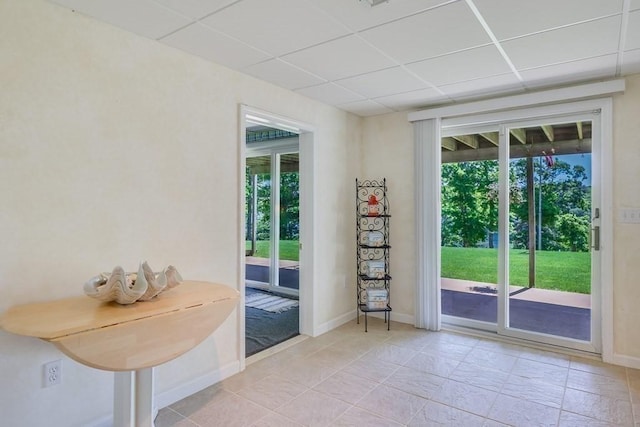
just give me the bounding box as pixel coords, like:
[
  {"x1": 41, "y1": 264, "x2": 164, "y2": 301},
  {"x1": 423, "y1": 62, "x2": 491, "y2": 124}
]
[
  {"x1": 441, "y1": 154, "x2": 499, "y2": 326},
  {"x1": 246, "y1": 154, "x2": 273, "y2": 287},
  {"x1": 499, "y1": 117, "x2": 597, "y2": 351},
  {"x1": 441, "y1": 111, "x2": 600, "y2": 352},
  {"x1": 277, "y1": 152, "x2": 300, "y2": 291},
  {"x1": 245, "y1": 141, "x2": 299, "y2": 295}
]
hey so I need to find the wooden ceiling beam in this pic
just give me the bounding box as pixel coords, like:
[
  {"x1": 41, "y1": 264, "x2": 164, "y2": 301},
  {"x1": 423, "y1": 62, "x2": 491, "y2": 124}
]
[
  {"x1": 442, "y1": 138, "x2": 592, "y2": 163},
  {"x1": 441, "y1": 137, "x2": 457, "y2": 151},
  {"x1": 452, "y1": 134, "x2": 479, "y2": 149},
  {"x1": 541, "y1": 125, "x2": 555, "y2": 142},
  {"x1": 577, "y1": 121, "x2": 583, "y2": 140},
  {"x1": 480, "y1": 132, "x2": 499, "y2": 146},
  {"x1": 510, "y1": 128, "x2": 527, "y2": 144}
]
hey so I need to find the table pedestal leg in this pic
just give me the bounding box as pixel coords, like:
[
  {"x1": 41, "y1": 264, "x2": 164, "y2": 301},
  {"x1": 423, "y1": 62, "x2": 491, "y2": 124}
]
[
  {"x1": 135, "y1": 368, "x2": 155, "y2": 427},
  {"x1": 114, "y1": 368, "x2": 155, "y2": 427}
]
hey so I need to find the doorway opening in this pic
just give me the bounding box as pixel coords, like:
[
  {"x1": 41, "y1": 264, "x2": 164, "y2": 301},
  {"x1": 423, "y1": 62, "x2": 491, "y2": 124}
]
[
  {"x1": 440, "y1": 113, "x2": 600, "y2": 353},
  {"x1": 245, "y1": 132, "x2": 300, "y2": 356},
  {"x1": 240, "y1": 107, "x2": 315, "y2": 361}
]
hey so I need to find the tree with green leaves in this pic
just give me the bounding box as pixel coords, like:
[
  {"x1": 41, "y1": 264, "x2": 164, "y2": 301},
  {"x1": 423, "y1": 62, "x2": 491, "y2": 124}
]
[
  {"x1": 279, "y1": 171, "x2": 300, "y2": 240},
  {"x1": 442, "y1": 155, "x2": 590, "y2": 252},
  {"x1": 441, "y1": 160, "x2": 498, "y2": 247},
  {"x1": 245, "y1": 169, "x2": 299, "y2": 242},
  {"x1": 509, "y1": 157, "x2": 590, "y2": 251}
]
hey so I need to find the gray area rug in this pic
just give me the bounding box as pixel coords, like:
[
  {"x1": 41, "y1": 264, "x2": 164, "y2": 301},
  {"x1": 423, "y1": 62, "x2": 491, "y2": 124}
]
[{"x1": 245, "y1": 288, "x2": 299, "y2": 356}]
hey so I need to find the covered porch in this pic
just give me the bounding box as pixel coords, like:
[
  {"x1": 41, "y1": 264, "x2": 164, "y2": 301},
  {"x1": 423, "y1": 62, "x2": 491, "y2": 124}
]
[{"x1": 442, "y1": 278, "x2": 591, "y2": 341}]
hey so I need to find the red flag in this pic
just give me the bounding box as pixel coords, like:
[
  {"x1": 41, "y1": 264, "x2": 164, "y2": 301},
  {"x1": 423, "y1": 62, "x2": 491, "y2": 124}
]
[{"x1": 542, "y1": 149, "x2": 555, "y2": 167}]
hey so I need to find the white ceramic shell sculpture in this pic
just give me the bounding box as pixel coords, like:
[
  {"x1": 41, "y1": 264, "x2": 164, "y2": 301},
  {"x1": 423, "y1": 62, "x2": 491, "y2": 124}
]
[{"x1": 84, "y1": 262, "x2": 183, "y2": 305}]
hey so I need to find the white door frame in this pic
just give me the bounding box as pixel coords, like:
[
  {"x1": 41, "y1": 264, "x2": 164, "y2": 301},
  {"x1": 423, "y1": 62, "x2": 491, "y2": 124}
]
[
  {"x1": 411, "y1": 86, "x2": 617, "y2": 361},
  {"x1": 238, "y1": 105, "x2": 315, "y2": 368}
]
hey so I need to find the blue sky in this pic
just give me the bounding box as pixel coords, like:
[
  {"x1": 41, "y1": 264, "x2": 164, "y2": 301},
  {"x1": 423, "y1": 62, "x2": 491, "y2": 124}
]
[{"x1": 558, "y1": 153, "x2": 592, "y2": 182}]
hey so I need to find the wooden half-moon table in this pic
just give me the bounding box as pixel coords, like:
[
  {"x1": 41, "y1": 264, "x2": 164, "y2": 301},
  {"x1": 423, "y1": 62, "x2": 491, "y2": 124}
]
[{"x1": 1, "y1": 280, "x2": 240, "y2": 427}]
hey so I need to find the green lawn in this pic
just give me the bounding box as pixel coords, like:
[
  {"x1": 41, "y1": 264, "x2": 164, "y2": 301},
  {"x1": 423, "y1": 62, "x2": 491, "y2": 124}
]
[
  {"x1": 442, "y1": 246, "x2": 591, "y2": 294},
  {"x1": 245, "y1": 241, "x2": 590, "y2": 294},
  {"x1": 246, "y1": 240, "x2": 299, "y2": 261}
]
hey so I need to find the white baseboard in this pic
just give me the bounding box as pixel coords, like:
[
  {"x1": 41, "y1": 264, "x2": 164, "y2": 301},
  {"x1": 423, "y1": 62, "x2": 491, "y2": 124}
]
[
  {"x1": 611, "y1": 352, "x2": 640, "y2": 369},
  {"x1": 315, "y1": 310, "x2": 357, "y2": 336},
  {"x1": 361, "y1": 310, "x2": 414, "y2": 326},
  {"x1": 155, "y1": 360, "x2": 241, "y2": 410},
  {"x1": 246, "y1": 335, "x2": 308, "y2": 365},
  {"x1": 390, "y1": 311, "x2": 414, "y2": 325},
  {"x1": 87, "y1": 415, "x2": 112, "y2": 427},
  {"x1": 315, "y1": 309, "x2": 415, "y2": 336}
]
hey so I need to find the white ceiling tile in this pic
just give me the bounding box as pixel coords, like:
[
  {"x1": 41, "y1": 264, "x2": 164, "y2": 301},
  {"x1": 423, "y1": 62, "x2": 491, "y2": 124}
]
[
  {"x1": 310, "y1": 0, "x2": 451, "y2": 31},
  {"x1": 520, "y1": 55, "x2": 617, "y2": 89},
  {"x1": 295, "y1": 83, "x2": 364, "y2": 106},
  {"x1": 152, "y1": 0, "x2": 237, "y2": 20},
  {"x1": 360, "y1": 1, "x2": 491, "y2": 64},
  {"x1": 337, "y1": 100, "x2": 394, "y2": 117},
  {"x1": 243, "y1": 59, "x2": 325, "y2": 90},
  {"x1": 374, "y1": 88, "x2": 449, "y2": 111},
  {"x1": 282, "y1": 35, "x2": 396, "y2": 81},
  {"x1": 473, "y1": 0, "x2": 624, "y2": 40},
  {"x1": 336, "y1": 67, "x2": 427, "y2": 98},
  {"x1": 51, "y1": 0, "x2": 190, "y2": 39},
  {"x1": 49, "y1": 0, "x2": 634, "y2": 116},
  {"x1": 407, "y1": 45, "x2": 511, "y2": 86},
  {"x1": 625, "y1": 10, "x2": 640, "y2": 51},
  {"x1": 621, "y1": 48, "x2": 640, "y2": 75},
  {"x1": 438, "y1": 73, "x2": 523, "y2": 98},
  {"x1": 161, "y1": 23, "x2": 270, "y2": 69},
  {"x1": 200, "y1": 0, "x2": 348, "y2": 56},
  {"x1": 502, "y1": 16, "x2": 622, "y2": 70}
]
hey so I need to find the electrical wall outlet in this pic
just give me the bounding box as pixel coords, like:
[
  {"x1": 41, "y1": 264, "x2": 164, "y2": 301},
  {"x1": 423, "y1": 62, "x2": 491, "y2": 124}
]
[
  {"x1": 619, "y1": 208, "x2": 640, "y2": 224},
  {"x1": 43, "y1": 360, "x2": 62, "y2": 387}
]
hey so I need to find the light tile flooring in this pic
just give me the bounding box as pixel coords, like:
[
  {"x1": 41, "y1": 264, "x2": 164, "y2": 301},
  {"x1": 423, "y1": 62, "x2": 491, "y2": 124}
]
[{"x1": 156, "y1": 318, "x2": 640, "y2": 426}]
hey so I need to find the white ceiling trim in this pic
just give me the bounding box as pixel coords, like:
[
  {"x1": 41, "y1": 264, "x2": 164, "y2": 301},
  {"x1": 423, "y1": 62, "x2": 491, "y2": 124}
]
[{"x1": 408, "y1": 79, "x2": 625, "y2": 121}]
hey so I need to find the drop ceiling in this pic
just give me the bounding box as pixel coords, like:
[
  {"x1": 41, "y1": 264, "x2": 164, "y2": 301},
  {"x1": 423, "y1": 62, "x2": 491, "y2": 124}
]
[{"x1": 50, "y1": 0, "x2": 640, "y2": 117}]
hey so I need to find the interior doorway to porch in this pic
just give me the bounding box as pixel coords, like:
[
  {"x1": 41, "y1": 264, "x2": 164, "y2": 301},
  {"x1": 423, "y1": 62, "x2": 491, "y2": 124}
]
[{"x1": 244, "y1": 125, "x2": 300, "y2": 356}]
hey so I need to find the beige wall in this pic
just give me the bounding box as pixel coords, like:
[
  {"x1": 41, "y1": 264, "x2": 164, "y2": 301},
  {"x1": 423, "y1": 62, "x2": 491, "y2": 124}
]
[
  {"x1": 362, "y1": 73, "x2": 640, "y2": 362},
  {"x1": 0, "y1": 0, "x2": 360, "y2": 425},
  {"x1": 360, "y1": 113, "x2": 416, "y2": 320},
  {"x1": 612, "y1": 73, "x2": 640, "y2": 359}
]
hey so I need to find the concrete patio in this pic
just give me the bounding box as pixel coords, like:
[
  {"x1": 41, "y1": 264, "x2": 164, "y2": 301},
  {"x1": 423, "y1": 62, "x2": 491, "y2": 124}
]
[
  {"x1": 442, "y1": 277, "x2": 590, "y2": 309},
  {"x1": 442, "y1": 277, "x2": 591, "y2": 341},
  {"x1": 244, "y1": 258, "x2": 591, "y2": 341}
]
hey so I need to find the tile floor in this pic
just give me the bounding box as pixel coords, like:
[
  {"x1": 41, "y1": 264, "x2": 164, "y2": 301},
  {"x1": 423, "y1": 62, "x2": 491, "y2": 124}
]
[{"x1": 156, "y1": 318, "x2": 640, "y2": 426}]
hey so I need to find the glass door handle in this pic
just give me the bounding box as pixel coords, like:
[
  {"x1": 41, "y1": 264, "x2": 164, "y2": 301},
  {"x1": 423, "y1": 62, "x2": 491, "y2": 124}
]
[{"x1": 590, "y1": 226, "x2": 600, "y2": 251}]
